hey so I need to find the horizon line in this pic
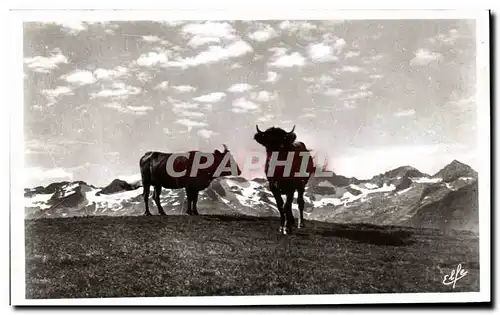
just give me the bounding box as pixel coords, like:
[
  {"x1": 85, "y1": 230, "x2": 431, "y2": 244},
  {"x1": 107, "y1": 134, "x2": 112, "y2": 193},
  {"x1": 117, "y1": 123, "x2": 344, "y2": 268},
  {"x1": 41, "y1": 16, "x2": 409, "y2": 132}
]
[{"x1": 23, "y1": 158, "x2": 476, "y2": 189}]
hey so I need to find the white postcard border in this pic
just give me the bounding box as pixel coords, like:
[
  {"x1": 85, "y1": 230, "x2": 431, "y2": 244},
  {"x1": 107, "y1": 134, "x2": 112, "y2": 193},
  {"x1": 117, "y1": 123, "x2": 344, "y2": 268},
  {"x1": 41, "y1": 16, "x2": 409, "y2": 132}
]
[{"x1": 7, "y1": 8, "x2": 491, "y2": 306}]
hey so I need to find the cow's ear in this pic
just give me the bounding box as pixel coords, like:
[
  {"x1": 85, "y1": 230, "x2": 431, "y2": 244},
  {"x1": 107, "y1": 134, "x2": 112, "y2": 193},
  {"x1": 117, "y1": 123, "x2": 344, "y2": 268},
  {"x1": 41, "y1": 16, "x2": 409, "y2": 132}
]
[
  {"x1": 286, "y1": 132, "x2": 297, "y2": 144},
  {"x1": 214, "y1": 149, "x2": 222, "y2": 155}
]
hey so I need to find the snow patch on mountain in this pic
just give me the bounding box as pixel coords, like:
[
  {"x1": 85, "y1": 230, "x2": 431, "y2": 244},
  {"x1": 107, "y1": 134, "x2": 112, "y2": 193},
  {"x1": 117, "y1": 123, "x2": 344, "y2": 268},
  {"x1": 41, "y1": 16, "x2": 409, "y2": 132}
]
[
  {"x1": 25, "y1": 193, "x2": 53, "y2": 210},
  {"x1": 412, "y1": 177, "x2": 443, "y2": 184}
]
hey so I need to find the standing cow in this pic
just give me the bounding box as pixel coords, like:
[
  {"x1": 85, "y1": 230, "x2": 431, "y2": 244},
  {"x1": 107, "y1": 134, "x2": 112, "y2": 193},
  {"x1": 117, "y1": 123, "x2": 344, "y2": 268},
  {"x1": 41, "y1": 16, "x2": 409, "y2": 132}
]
[
  {"x1": 139, "y1": 144, "x2": 241, "y2": 216},
  {"x1": 254, "y1": 125, "x2": 316, "y2": 235}
]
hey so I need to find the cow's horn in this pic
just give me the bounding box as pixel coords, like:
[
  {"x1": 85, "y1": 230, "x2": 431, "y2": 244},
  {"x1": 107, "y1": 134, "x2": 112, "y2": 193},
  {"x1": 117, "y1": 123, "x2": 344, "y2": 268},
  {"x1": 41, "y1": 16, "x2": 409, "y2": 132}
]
[
  {"x1": 288, "y1": 125, "x2": 296, "y2": 134},
  {"x1": 256, "y1": 125, "x2": 263, "y2": 133},
  {"x1": 222, "y1": 144, "x2": 228, "y2": 152}
]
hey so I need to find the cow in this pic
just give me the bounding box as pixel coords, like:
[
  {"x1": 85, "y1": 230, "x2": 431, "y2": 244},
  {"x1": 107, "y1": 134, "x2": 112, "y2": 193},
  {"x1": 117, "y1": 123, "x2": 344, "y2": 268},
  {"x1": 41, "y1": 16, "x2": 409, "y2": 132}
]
[
  {"x1": 139, "y1": 144, "x2": 241, "y2": 216},
  {"x1": 254, "y1": 125, "x2": 316, "y2": 235}
]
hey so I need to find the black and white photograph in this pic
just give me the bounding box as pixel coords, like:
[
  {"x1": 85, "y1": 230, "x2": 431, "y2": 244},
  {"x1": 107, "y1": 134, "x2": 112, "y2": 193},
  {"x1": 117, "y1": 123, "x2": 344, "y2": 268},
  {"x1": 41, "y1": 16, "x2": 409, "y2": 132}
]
[{"x1": 9, "y1": 8, "x2": 491, "y2": 306}]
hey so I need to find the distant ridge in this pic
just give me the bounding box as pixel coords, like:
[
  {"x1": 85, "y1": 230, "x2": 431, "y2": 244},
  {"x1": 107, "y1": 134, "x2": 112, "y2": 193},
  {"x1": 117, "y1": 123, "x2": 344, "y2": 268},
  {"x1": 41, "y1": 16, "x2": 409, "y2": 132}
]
[
  {"x1": 24, "y1": 160, "x2": 479, "y2": 232},
  {"x1": 433, "y1": 160, "x2": 478, "y2": 182}
]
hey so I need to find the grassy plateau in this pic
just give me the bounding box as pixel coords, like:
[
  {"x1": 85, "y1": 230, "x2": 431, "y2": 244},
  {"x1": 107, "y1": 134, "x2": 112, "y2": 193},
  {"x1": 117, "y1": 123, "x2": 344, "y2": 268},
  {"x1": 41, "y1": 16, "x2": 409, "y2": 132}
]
[{"x1": 25, "y1": 214, "x2": 480, "y2": 299}]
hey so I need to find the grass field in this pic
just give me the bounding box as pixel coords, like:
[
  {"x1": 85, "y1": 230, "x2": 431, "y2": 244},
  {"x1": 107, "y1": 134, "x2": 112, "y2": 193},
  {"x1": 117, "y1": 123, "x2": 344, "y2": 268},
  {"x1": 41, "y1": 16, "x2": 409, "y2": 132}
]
[{"x1": 24, "y1": 214, "x2": 480, "y2": 299}]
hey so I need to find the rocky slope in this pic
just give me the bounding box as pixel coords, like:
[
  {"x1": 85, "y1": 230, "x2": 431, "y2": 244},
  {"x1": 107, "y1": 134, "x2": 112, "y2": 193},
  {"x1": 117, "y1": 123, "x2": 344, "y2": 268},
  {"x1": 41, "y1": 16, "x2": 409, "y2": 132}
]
[{"x1": 24, "y1": 160, "x2": 480, "y2": 232}]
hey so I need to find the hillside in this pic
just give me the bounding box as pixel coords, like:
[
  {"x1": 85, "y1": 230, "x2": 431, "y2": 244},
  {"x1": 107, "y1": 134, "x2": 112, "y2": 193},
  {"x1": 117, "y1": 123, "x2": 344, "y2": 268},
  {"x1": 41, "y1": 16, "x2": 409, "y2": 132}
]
[
  {"x1": 24, "y1": 215, "x2": 480, "y2": 299},
  {"x1": 24, "y1": 160, "x2": 480, "y2": 232}
]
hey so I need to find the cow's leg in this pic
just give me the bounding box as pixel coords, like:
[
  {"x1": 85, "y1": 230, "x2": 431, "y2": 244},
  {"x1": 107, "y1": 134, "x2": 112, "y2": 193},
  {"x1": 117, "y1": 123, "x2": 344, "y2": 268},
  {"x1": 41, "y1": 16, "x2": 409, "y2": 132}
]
[
  {"x1": 191, "y1": 190, "x2": 200, "y2": 216},
  {"x1": 186, "y1": 189, "x2": 199, "y2": 216},
  {"x1": 153, "y1": 185, "x2": 166, "y2": 216},
  {"x1": 297, "y1": 185, "x2": 306, "y2": 229},
  {"x1": 283, "y1": 190, "x2": 296, "y2": 235},
  {"x1": 143, "y1": 183, "x2": 152, "y2": 216},
  {"x1": 185, "y1": 187, "x2": 193, "y2": 215},
  {"x1": 271, "y1": 187, "x2": 285, "y2": 233}
]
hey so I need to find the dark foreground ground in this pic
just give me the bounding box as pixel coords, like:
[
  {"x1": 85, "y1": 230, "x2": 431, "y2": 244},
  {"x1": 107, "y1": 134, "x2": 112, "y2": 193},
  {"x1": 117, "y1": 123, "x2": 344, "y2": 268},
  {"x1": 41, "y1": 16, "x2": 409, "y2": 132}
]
[{"x1": 25, "y1": 214, "x2": 480, "y2": 299}]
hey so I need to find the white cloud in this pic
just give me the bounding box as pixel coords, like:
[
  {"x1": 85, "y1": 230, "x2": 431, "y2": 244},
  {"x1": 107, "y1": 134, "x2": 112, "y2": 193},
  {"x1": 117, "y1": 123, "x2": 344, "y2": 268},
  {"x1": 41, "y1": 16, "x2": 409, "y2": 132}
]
[
  {"x1": 173, "y1": 109, "x2": 205, "y2": 119},
  {"x1": 160, "y1": 21, "x2": 186, "y2": 27},
  {"x1": 94, "y1": 66, "x2": 129, "y2": 80},
  {"x1": 172, "y1": 102, "x2": 204, "y2": 118},
  {"x1": 369, "y1": 74, "x2": 384, "y2": 80},
  {"x1": 104, "y1": 103, "x2": 153, "y2": 115},
  {"x1": 41, "y1": 86, "x2": 73, "y2": 98},
  {"x1": 91, "y1": 82, "x2": 142, "y2": 99},
  {"x1": 343, "y1": 101, "x2": 357, "y2": 110},
  {"x1": 142, "y1": 35, "x2": 161, "y2": 42},
  {"x1": 155, "y1": 81, "x2": 169, "y2": 90},
  {"x1": 24, "y1": 49, "x2": 68, "y2": 73},
  {"x1": 249, "y1": 25, "x2": 277, "y2": 42},
  {"x1": 257, "y1": 114, "x2": 275, "y2": 122},
  {"x1": 269, "y1": 47, "x2": 289, "y2": 57},
  {"x1": 333, "y1": 38, "x2": 347, "y2": 52},
  {"x1": 232, "y1": 98, "x2": 261, "y2": 113},
  {"x1": 198, "y1": 129, "x2": 218, "y2": 139},
  {"x1": 363, "y1": 54, "x2": 384, "y2": 64},
  {"x1": 250, "y1": 90, "x2": 278, "y2": 102},
  {"x1": 182, "y1": 21, "x2": 236, "y2": 39},
  {"x1": 137, "y1": 72, "x2": 153, "y2": 83},
  {"x1": 410, "y1": 49, "x2": 443, "y2": 66},
  {"x1": 264, "y1": 71, "x2": 279, "y2": 83},
  {"x1": 193, "y1": 92, "x2": 226, "y2": 103},
  {"x1": 62, "y1": 70, "x2": 96, "y2": 85},
  {"x1": 173, "y1": 102, "x2": 199, "y2": 110},
  {"x1": 175, "y1": 118, "x2": 208, "y2": 130},
  {"x1": 429, "y1": 29, "x2": 462, "y2": 45},
  {"x1": 340, "y1": 65, "x2": 363, "y2": 73},
  {"x1": 308, "y1": 43, "x2": 339, "y2": 63},
  {"x1": 322, "y1": 21, "x2": 345, "y2": 27},
  {"x1": 187, "y1": 35, "x2": 221, "y2": 48},
  {"x1": 137, "y1": 52, "x2": 169, "y2": 67},
  {"x1": 47, "y1": 21, "x2": 87, "y2": 34},
  {"x1": 169, "y1": 40, "x2": 253, "y2": 68},
  {"x1": 227, "y1": 83, "x2": 253, "y2": 93},
  {"x1": 300, "y1": 113, "x2": 317, "y2": 119},
  {"x1": 41, "y1": 86, "x2": 75, "y2": 106},
  {"x1": 172, "y1": 85, "x2": 197, "y2": 92},
  {"x1": 279, "y1": 21, "x2": 317, "y2": 32},
  {"x1": 394, "y1": 109, "x2": 417, "y2": 117},
  {"x1": 318, "y1": 75, "x2": 334, "y2": 84},
  {"x1": 452, "y1": 95, "x2": 475, "y2": 112},
  {"x1": 342, "y1": 91, "x2": 373, "y2": 100},
  {"x1": 269, "y1": 52, "x2": 306, "y2": 68},
  {"x1": 324, "y1": 88, "x2": 343, "y2": 97},
  {"x1": 345, "y1": 51, "x2": 361, "y2": 59}
]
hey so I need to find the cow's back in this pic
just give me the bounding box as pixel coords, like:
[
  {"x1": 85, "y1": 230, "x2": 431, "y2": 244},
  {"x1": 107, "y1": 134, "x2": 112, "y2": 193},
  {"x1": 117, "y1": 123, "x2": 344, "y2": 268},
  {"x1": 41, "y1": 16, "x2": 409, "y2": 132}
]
[{"x1": 140, "y1": 150, "x2": 216, "y2": 190}]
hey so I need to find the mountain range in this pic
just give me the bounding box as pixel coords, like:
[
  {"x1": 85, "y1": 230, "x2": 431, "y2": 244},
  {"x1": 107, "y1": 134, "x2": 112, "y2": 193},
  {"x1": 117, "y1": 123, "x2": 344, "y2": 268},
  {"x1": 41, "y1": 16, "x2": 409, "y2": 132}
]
[{"x1": 24, "y1": 160, "x2": 479, "y2": 232}]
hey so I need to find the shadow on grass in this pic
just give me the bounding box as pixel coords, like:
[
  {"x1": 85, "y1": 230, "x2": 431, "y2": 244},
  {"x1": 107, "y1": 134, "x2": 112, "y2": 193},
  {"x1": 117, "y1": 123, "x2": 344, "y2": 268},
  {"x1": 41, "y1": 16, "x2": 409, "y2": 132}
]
[
  {"x1": 196, "y1": 215, "x2": 415, "y2": 247},
  {"x1": 198, "y1": 214, "x2": 275, "y2": 222},
  {"x1": 309, "y1": 226, "x2": 415, "y2": 246}
]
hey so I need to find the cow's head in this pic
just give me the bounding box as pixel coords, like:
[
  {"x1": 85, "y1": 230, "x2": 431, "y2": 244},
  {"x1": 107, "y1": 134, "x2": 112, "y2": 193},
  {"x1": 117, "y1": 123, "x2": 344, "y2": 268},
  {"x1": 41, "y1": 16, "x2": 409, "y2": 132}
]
[
  {"x1": 212, "y1": 144, "x2": 242, "y2": 177},
  {"x1": 254, "y1": 125, "x2": 297, "y2": 151}
]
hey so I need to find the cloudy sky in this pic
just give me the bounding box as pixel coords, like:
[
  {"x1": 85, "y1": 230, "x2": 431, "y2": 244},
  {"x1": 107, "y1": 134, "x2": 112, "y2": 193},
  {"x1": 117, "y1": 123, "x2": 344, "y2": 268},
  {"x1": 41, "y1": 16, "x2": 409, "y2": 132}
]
[{"x1": 23, "y1": 19, "x2": 478, "y2": 187}]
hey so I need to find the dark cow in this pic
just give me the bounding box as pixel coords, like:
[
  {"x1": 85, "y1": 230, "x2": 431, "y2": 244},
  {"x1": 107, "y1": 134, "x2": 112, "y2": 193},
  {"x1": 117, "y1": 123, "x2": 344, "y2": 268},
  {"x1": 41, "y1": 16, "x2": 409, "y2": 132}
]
[
  {"x1": 254, "y1": 125, "x2": 315, "y2": 235},
  {"x1": 139, "y1": 144, "x2": 241, "y2": 216}
]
